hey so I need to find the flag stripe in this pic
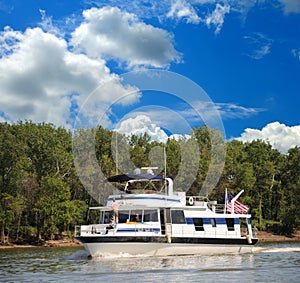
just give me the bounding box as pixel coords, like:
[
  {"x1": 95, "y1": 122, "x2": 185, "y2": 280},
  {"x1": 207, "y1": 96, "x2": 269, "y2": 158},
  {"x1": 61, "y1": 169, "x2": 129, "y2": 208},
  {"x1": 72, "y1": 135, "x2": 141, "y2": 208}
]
[{"x1": 226, "y1": 192, "x2": 249, "y2": 214}]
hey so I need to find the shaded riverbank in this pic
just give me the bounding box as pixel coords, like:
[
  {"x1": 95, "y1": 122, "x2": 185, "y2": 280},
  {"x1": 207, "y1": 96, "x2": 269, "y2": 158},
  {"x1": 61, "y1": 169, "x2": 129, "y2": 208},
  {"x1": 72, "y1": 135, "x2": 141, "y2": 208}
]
[
  {"x1": 0, "y1": 239, "x2": 82, "y2": 249},
  {"x1": 258, "y1": 230, "x2": 300, "y2": 242}
]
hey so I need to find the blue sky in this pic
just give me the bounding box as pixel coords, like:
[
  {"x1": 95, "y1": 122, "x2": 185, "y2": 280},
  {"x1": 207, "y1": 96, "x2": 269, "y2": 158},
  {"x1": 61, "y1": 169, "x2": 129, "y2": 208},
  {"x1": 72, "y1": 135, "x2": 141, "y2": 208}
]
[{"x1": 0, "y1": 0, "x2": 299, "y2": 153}]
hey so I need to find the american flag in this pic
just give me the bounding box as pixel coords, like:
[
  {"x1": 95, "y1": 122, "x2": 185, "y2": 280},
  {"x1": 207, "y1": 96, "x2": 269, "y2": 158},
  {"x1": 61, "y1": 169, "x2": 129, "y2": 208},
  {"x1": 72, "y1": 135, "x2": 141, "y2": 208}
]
[{"x1": 226, "y1": 191, "x2": 249, "y2": 214}]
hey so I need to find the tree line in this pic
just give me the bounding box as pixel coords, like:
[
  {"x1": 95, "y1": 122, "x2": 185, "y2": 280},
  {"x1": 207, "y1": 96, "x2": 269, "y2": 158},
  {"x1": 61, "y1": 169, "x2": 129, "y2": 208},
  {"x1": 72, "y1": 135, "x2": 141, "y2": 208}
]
[{"x1": 0, "y1": 121, "x2": 299, "y2": 244}]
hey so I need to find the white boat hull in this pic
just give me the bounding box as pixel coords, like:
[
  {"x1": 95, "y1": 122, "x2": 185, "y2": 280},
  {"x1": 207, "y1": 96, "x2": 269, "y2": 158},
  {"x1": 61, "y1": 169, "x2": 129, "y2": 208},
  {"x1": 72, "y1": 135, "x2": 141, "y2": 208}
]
[{"x1": 83, "y1": 242, "x2": 254, "y2": 257}]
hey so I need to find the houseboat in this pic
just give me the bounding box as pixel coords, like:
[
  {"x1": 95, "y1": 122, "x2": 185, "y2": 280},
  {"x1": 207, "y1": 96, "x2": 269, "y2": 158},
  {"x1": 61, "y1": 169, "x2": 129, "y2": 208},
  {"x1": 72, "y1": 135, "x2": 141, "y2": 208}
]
[{"x1": 75, "y1": 169, "x2": 258, "y2": 257}]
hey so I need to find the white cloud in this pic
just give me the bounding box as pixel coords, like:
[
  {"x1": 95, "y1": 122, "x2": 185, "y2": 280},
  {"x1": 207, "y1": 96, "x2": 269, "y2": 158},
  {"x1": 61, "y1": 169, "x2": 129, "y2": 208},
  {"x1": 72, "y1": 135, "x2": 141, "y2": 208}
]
[
  {"x1": 0, "y1": 26, "x2": 139, "y2": 128},
  {"x1": 194, "y1": 0, "x2": 217, "y2": 3},
  {"x1": 87, "y1": 1, "x2": 299, "y2": 35},
  {"x1": 39, "y1": 9, "x2": 64, "y2": 37},
  {"x1": 205, "y1": 3, "x2": 230, "y2": 34},
  {"x1": 129, "y1": 106, "x2": 197, "y2": 135},
  {"x1": 278, "y1": 0, "x2": 300, "y2": 14},
  {"x1": 167, "y1": 0, "x2": 201, "y2": 23},
  {"x1": 167, "y1": 1, "x2": 230, "y2": 34},
  {"x1": 215, "y1": 103, "x2": 264, "y2": 119},
  {"x1": 243, "y1": 33, "x2": 273, "y2": 60},
  {"x1": 0, "y1": 6, "x2": 183, "y2": 128},
  {"x1": 180, "y1": 101, "x2": 263, "y2": 124},
  {"x1": 116, "y1": 114, "x2": 169, "y2": 142},
  {"x1": 71, "y1": 7, "x2": 181, "y2": 68},
  {"x1": 236, "y1": 122, "x2": 300, "y2": 153},
  {"x1": 116, "y1": 113, "x2": 191, "y2": 143},
  {"x1": 113, "y1": 101, "x2": 262, "y2": 142},
  {"x1": 292, "y1": 49, "x2": 300, "y2": 61}
]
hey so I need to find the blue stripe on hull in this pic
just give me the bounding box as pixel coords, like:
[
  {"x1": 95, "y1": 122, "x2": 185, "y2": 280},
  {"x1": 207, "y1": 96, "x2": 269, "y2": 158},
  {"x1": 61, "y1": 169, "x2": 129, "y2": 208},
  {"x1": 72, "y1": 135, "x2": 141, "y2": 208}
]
[{"x1": 116, "y1": 228, "x2": 160, "y2": 233}]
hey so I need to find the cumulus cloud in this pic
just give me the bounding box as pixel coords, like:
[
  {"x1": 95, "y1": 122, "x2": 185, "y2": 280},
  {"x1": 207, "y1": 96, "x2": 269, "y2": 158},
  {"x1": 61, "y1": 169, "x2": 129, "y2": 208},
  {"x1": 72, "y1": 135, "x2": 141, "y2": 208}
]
[
  {"x1": 116, "y1": 113, "x2": 192, "y2": 143},
  {"x1": 71, "y1": 6, "x2": 181, "y2": 68},
  {"x1": 116, "y1": 114, "x2": 169, "y2": 142},
  {"x1": 113, "y1": 100, "x2": 262, "y2": 143},
  {"x1": 0, "y1": 25, "x2": 140, "y2": 128},
  {"x1": 0, "y1": 6, "x2": 182, "y2": 128},
  {"x1": 237, "y1": 122, "x2": 300, "y2": 153}
]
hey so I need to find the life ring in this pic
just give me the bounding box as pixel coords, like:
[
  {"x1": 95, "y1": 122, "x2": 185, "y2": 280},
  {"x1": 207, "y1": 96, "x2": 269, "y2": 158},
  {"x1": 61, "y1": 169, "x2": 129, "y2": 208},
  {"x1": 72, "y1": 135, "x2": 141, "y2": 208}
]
[{"x1": 188, "y1": 196, "x2": 194, "y2": 206}]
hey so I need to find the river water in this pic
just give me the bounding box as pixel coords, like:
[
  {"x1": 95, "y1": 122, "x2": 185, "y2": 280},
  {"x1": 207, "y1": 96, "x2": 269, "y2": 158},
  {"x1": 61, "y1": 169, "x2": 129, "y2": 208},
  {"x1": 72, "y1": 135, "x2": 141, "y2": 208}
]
[{"x1": 1, "y1": 242, "x2": 299, "y2": 282}]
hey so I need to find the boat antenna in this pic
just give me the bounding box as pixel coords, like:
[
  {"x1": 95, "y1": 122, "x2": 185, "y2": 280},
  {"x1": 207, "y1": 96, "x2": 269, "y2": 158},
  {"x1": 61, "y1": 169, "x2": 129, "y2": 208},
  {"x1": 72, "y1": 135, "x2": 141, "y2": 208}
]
[
  {"x1": 115, "y1": 131, "x2": 118, "y2": 175},
  {"x1": 164, "y1": 146, "x2": 167, "y2": 194},
  {"x1": 164, "y1": 146, "x2": 167, "y2": 178}
]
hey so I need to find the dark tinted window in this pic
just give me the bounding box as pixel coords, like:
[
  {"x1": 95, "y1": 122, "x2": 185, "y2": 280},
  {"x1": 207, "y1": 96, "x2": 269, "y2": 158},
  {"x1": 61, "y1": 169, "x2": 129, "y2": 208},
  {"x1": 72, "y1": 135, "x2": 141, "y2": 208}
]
[
  {"x1": 193, "y1": 218, "x2": 204, "y2": 231},
  {"x1": 171, "y1": 210, "x2": 186, "y2": 224},
  {"x1": 226, "y1": 218, "x2": 235, "y2": 231},
  {"x1": 118, "y1": 210, "x2": 129, "y2": 223},
  {"x1": 144, "y1": 210, "x2": 158, "y2": 222}
]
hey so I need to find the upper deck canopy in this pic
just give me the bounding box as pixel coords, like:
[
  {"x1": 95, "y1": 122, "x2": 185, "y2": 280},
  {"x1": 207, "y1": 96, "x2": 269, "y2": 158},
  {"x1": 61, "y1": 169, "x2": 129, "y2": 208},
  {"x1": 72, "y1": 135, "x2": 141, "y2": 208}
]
[{"x1": 107, "y1": 174, "x2": 165, "y2": 183}]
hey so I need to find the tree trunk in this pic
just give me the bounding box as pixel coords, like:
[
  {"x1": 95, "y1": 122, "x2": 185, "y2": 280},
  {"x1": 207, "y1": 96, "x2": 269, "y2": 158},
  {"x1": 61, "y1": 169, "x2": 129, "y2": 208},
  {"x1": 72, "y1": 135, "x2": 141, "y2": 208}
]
[
  {"x1": 1, "y1": 221, "x2": 5, "y2": 243},
  {"x1": 259, "y1": 196, "x2": 262, "y2": 226}
]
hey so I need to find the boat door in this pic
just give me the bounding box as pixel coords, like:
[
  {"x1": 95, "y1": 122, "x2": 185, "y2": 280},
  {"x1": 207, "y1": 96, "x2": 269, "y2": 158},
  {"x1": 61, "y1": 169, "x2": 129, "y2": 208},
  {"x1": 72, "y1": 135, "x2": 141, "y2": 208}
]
[{"x1": 160, "y1": 208, "x2": 171, "y2": 235}]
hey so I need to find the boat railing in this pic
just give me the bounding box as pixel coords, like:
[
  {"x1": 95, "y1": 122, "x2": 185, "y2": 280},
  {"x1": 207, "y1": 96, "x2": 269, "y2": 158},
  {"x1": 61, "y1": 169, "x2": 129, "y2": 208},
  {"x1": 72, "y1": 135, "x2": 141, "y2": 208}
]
[
  {"x1": 75, "y1": 225, "x2": 81, "y2": 237},
  {"x1": 186, "y1": 196, "x2": 226, "y2": 213},
  {"x1": 207, "y1": 203, "x2": 226, "y2": 213},
  {"x1": 75, "y1": 224, "x2": 108, "y2": 236}
]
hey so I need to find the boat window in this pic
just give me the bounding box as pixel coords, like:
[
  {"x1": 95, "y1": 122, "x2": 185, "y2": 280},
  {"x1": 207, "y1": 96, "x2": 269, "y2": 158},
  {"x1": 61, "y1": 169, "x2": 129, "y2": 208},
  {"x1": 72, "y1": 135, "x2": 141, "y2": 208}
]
[
  {"x1": 210, "y1": 218, "x2": 216, "y2": 227},
  {"x1": 144, "y1": 210, "x2": 158, "y2": 222},
  {"x1": 118, "y1": 210, "x2": 129, "y2": 224},
  {"x1": 171, "y1": 210, "x2": 186, "y2": 224},
  {"x1": 130, "y1": 210, "x2": 143, "y2": 222},
  {"x1": 226, "y1": 218, "x2": 235, "y2": 231},
  {"x1": 193, "y1": 218, "x2": 204, "y2": 231}
]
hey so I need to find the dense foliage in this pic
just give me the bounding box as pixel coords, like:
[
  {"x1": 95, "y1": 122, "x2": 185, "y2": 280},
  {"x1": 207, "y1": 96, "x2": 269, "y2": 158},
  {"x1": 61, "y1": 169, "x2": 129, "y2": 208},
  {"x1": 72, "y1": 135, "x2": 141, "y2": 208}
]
[{"x1": 0, "y1": 121, "x2": 299, "y2": 244}]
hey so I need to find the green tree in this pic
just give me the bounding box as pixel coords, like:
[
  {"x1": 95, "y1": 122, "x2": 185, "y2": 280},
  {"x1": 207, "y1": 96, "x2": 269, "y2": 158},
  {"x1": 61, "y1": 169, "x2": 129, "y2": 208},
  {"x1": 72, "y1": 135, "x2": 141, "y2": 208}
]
[
  {"x1": 244, "y1": 140, "x2": 282, "y2": 227},
  {"x1": 35, "y1": 176, "x2": 72, "y2": 240},
  {"x1": 280, "y1": 147, "x2": 300, "y2": 234},
  {"x1": 0, "y1": 123, "x2": 30, "y2": 243}
]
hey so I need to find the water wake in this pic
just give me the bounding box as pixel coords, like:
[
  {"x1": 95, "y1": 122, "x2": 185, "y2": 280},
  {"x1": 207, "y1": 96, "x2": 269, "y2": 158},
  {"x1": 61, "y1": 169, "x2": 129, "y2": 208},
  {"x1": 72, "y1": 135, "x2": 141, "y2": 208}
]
[
  {"x1": 254, "y1": 247, "x2": 300, "y2": 253},
  {"x1": 63, "y1": 249, "x2": 90, "y2": 260},
  {"x1": 91, "y1": 252, "x2": 150, "y2": 259}
]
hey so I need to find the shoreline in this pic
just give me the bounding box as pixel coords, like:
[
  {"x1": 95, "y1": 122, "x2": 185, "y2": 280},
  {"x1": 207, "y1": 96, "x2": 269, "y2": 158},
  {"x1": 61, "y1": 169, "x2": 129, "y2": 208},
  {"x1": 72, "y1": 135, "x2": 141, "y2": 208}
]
[
  {"x1": 0, "y1": 239, "x2": 83, "y2": 249},
  {"x1": 1, "y1": 231, "x2": 300, "y2": 249},
  {"x1": 257, "y1": 231, "x2": 300, "y2": 243}
]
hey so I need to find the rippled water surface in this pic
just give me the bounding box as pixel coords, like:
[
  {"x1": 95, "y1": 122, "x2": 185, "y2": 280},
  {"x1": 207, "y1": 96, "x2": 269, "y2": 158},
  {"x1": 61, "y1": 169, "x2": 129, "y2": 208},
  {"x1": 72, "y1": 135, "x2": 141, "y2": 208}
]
[{"x1": 1, "y1": 242, "x2": 299, "y2": 282}]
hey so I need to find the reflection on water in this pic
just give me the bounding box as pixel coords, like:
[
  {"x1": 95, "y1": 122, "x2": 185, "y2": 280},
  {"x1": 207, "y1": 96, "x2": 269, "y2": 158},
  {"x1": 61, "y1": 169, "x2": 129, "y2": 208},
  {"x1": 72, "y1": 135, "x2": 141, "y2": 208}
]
[{"x1": 0, "y1": 243, "x2": 299, "y2": 282}]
